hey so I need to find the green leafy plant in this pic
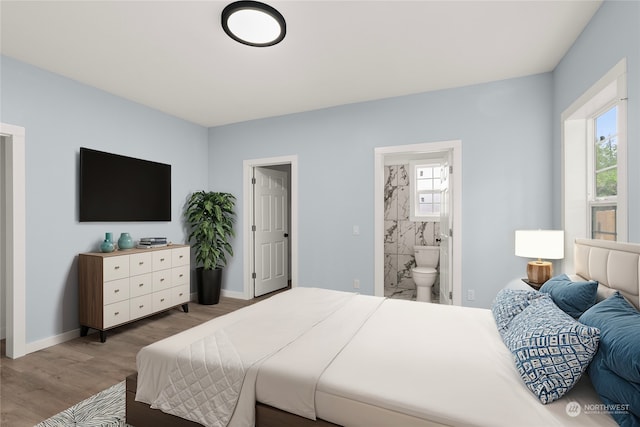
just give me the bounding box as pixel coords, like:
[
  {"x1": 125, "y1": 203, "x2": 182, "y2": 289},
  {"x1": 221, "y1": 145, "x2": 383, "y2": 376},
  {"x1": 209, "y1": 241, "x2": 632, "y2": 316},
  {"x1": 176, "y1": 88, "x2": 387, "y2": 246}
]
[{"x1": 185, "y1": 191, "x2": 236, "y2": 270}]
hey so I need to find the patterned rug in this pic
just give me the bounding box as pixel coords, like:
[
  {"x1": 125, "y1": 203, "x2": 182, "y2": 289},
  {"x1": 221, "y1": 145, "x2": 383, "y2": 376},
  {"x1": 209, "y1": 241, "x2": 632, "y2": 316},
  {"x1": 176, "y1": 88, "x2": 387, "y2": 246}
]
[{"x1": 35, "y1": 381, "x2": 131, "y2": 427}]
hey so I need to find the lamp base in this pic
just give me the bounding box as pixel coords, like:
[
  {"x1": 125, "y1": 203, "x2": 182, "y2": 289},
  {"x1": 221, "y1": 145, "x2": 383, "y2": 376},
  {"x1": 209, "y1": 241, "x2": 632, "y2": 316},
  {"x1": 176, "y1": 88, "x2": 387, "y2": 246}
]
[{"x1": 527, "y1": 261, "x2": 552, "y2": 285}]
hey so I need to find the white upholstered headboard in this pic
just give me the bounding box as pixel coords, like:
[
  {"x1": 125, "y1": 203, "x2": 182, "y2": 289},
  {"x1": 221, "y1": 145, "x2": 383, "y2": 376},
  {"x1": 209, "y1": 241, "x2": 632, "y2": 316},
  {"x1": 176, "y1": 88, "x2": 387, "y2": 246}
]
[{"x1": 574, "y1": 238, "x2": 640, "y2": 310}]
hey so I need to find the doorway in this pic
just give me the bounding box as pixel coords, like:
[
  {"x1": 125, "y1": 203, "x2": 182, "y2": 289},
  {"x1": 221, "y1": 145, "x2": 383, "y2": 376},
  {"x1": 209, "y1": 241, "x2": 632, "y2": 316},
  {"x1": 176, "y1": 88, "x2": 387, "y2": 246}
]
[
  {"x1": 253, "y1": 166, "x2": 290, "y2": 297},
  {"x1": 374, "y1": 141, "x2": 462, "y2": 305},
  {"x1": 242, "y1": 156, "x2": 298, "y2": 300},
  {"x1": 1, "y1": 123, "x2": 26, "y2": 358}
]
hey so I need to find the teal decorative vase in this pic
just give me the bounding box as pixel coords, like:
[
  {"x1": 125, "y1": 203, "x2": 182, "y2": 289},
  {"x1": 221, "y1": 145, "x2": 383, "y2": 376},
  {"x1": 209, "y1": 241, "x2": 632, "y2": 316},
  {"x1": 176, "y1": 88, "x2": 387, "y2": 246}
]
[
  {"x1": 118, "y1": 232, "x2": 134, "y2": 250},
  {"x1": 100, "y1": 233, "x2": 115, "y2": 253}
]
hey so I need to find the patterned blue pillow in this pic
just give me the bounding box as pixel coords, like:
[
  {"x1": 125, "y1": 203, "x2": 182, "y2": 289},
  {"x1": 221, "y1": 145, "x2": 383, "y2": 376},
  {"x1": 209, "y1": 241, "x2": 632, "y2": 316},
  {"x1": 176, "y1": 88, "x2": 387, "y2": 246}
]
[
  {"x1": 502, "y1": 296, "x2": 600, "y2": 404},
  {"x1": 491, "y1": 288, "x2": 544, "y2": 338}
]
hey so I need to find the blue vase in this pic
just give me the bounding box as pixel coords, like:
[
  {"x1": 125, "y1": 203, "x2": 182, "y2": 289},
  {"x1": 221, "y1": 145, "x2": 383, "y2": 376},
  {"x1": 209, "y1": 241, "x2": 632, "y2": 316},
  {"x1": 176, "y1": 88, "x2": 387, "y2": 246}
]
[
  {"x1": 100, "y1": 232, "x2": 114, "y2": 253},
  {"x1": 118, "y1": 232, "x2": 134, "y2": 250}
]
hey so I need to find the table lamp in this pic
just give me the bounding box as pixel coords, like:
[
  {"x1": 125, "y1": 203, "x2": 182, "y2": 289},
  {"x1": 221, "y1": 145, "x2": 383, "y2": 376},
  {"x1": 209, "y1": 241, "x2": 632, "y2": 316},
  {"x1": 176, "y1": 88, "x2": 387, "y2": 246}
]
[{"x1": 515, "y1": 230, "x2": 564, "y2": 285}]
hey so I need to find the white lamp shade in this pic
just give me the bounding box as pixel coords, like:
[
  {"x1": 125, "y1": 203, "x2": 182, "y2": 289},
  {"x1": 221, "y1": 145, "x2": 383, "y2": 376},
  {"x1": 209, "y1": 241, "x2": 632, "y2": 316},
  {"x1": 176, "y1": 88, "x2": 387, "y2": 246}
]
[{"x1": 515, "y1": 230, "x2": 564, "y2": 260}]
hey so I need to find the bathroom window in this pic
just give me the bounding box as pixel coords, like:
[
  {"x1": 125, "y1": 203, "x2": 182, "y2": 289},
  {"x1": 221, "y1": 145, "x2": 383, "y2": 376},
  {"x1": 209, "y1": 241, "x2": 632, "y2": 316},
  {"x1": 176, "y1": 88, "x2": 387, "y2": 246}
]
[{"x1": 409, "y1": 161, "x2": 442, "y2": 222}]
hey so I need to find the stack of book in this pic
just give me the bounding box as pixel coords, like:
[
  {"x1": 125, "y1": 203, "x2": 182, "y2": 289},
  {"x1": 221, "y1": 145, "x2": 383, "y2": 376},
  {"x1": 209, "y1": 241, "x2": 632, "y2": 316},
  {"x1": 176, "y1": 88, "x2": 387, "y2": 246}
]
[{"x1": 137, "y1": 237, "x2": 168, "y2": 249}]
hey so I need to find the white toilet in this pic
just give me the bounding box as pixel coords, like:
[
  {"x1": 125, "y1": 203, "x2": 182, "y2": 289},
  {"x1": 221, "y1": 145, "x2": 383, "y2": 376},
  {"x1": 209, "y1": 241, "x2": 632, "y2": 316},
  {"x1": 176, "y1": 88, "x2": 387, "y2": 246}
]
[{"x1": 412, "y1": 246, "x2": 440, "y2": 302}]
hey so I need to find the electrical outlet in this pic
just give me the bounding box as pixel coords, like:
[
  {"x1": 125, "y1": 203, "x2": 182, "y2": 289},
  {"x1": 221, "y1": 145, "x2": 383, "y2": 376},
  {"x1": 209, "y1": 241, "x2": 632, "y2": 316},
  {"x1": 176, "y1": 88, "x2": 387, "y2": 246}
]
[
  {"x1": 353, "y1": 279, "x2": 360, "y2": 289},
  {"x1": 467, "y1": 289, "x2": 475, "y2": 301}
]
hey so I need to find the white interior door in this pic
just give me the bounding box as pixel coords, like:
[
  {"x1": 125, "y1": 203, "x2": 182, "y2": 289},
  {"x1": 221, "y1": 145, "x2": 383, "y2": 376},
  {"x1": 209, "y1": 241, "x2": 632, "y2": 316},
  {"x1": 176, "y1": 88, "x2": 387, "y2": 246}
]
[
  {"x1": 439, "y1": 153, "x2": 453, "y2": 305},
  {"x1": 254, "y1": 167, "x2": 289, "y2": 297}
]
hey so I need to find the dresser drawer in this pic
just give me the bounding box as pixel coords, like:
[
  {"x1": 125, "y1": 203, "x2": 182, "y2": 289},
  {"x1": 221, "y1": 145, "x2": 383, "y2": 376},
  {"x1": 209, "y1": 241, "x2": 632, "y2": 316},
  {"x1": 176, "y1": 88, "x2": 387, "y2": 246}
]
[
  {"x1": 103, "y1": 256, "x2": 129, "y2": 282},
  {"x1": 129, "y1": 273, "x2": 152, "y2": 298},
  {"x1": 103, "y1": 300, "x2": 130, "y2": 328},
  {"x1": 130, "y1": 252, "x2": 152, "y2": 276},
  {"x1": 172, "y1": 247, "x2": 190, "y2": 267},
  {"x1": 152, "y1": 249, "x2": 172, "y2": 271},
  {"x1": 152, "y1": 289, "x2": 172, "y2": 312},
  {"x1": 103, "y1": 278, "x2": 130, "y2": 305},
  {"x1": 130, "y1": 294, "x2": 153, "y2": 319},
  {"x1": 172, "y1": 265, "x2": 189, "y2": 287},
  {"x1": 152, "y1": 270, "x2": 172, "y2": 292},
  {"x1": 171, "y1": 284, "x2": 190, "y2": 305}
]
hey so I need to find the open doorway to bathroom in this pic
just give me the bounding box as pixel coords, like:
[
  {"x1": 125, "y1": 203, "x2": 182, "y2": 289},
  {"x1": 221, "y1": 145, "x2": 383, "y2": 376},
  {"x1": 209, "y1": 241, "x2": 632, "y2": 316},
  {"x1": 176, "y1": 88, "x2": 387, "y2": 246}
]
[{"x1": 374, "y1": 141, "x2": 462, "y2": 305}]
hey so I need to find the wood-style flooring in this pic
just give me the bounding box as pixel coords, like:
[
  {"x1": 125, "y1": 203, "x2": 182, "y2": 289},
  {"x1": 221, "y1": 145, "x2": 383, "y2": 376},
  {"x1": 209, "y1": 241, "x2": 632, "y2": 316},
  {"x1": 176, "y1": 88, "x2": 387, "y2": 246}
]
[{"x1": 0, "y1": 294, "x2": 270, "y2": 426}]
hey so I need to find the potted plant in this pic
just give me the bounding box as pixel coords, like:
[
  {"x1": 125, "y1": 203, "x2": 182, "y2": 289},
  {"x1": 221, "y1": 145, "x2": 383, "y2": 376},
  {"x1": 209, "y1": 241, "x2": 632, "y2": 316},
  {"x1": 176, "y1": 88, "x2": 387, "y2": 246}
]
[{"x1": 185, "y1": 191, "x2": 236, "y2": 305}]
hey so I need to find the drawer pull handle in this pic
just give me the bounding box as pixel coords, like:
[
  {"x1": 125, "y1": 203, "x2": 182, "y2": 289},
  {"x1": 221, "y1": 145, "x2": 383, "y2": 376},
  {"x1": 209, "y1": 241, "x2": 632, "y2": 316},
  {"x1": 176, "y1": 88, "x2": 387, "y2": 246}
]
[
  {"x1": 114, "y1": 311, "x2": 120, "y2": 316},
  {"x1": 160, "y1": 278, "x2": 165, "y2": 282},
  {"x1": 114, "y1": 266, "x2": 120, "y2": 270},
  {"x1": 179, "y1": 293, "x2": 183, "y2": 297},
  {"x1": 139, "y1": 305, "x2": 144, "y2": 309},
  {"x1": 160, "y1": 258, "x2": 165, "y2": 262},
  {"x1": 179, "y1": 274, "x2": 183, "y2": 278},
  {"x1": 139, "y1": 283, "x2": 144, "y2": 287},
  {"x1": 139, "y1": 261, "x2": 144, "y2": 265},
  {"x1": 114, "y1": 289, "x2": 120, "y2": 293},
  {"x1": 179, "y1": 255, "x2": 183, "y2": 259},
  {"x1": 160, "y1": 298, "x2": 165, "y2": 302}
]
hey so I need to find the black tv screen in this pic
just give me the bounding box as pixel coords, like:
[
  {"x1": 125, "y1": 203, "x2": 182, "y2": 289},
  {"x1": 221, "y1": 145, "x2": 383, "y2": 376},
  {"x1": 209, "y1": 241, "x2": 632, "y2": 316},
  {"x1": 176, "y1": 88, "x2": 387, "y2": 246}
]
[{"x1": 79, "y1": 147, "x2": 171, "y2": 222}]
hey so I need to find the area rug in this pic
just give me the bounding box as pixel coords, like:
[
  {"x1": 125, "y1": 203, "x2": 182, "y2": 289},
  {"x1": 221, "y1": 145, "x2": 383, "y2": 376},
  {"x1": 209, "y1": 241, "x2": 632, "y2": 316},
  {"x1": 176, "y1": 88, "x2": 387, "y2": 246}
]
[{"x1": 35, "y1": 381, "x2": 131, "y2": 427}]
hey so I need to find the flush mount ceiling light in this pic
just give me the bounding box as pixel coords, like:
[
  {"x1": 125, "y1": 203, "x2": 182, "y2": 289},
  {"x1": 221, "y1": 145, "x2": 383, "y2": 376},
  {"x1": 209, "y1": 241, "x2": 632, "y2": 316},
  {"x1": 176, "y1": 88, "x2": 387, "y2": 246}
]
[{"x1": 221, "y1": 1, "x2": 286, "y2": 47}]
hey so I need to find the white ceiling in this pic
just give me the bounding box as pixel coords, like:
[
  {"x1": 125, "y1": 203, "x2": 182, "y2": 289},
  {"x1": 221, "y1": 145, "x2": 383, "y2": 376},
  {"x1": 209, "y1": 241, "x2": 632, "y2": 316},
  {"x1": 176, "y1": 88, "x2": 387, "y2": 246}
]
[{"x1": 0, "y1": 1, "x2": 602, "y2": 127}]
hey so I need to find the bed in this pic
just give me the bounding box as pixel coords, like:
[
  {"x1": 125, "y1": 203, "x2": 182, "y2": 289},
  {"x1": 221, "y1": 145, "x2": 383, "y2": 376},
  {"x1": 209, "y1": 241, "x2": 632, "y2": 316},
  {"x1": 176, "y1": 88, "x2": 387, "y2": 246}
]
[{"x1": 126, "y1": 238, "x2": 640, "y2": 427}]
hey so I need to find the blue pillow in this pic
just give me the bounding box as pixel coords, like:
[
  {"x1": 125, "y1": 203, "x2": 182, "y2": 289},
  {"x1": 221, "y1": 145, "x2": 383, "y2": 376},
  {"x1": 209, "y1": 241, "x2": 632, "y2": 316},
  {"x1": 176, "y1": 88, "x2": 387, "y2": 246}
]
[
  {"x1": 539, "y1": 274, "x2": 598, "y2": 318},
  {"x1": 579, "y1": 292, "x2": 640, "y2": 383},
  {"x1": 491, "y1": 288, "x2": 544, "y2": 338},
  {"x1": 502, "y1": 296, "x2": 600, "y2": 404},
  {"x1": 588, "y1": 351, "x2": 640, "y2": 424}
]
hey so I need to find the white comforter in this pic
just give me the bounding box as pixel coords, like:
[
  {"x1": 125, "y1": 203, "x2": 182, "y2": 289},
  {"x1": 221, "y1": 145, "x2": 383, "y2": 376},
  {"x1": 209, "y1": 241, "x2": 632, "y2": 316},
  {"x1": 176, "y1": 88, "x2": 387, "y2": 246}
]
[{"x1": 148, "y1": 287, "x2": 376, "y2": 426}]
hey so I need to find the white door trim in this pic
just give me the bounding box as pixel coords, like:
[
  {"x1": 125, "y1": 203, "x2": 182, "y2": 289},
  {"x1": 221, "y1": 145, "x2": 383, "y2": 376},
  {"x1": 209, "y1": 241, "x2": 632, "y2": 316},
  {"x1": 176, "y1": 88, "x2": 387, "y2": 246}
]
[
  {"x1": 374, "y1": 141, "x2": 462, "y2": 305},
  {"x1": 243, "y1": 155, "x2": 298, "y2": 300},
  {"x1": 1, "y1": 123, "x2": 27, "y2": 358}
]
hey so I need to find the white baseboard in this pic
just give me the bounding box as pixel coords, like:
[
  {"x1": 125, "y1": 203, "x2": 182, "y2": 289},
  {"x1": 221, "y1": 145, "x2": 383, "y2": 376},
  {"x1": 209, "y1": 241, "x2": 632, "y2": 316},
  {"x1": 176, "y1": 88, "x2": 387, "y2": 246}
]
[
  {"x1": 25, "y1": 328, "x2": 81, "y2": 355},
  {"x1": 221, "y1": 289, "x2": 249, "y2": 300}
]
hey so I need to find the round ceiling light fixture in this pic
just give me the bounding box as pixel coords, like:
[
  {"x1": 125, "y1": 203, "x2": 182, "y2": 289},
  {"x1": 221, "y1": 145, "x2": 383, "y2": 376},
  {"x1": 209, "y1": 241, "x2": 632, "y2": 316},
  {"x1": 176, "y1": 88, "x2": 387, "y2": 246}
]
[{"x1": 221, "y1": 1, "x2": 286, "y2": 47}]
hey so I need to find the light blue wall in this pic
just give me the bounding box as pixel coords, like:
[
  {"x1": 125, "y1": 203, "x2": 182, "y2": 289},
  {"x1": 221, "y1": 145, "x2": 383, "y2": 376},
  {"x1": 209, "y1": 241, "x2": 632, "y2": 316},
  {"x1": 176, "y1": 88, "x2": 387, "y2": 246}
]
[
  {"x1": 552, "y1": 1, "x2": 640, "y2": 240},
  {"x1": 0, "y1": 56, "x2": 209, "y2": 344},
  {"x1": 209, "y1": 73, "x2": 554, "y2": 308},
  {"x1": 6, "y1": 1, "x2": 633, "y2": 346}
]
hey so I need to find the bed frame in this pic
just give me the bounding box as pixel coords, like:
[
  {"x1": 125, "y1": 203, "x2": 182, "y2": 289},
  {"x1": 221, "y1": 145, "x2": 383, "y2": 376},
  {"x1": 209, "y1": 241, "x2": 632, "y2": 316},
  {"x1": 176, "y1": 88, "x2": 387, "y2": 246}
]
[
  {"x1": 574, "y1": 238, "x2": 640, "y2": 309},
  {"x1": 126, "y1": 373, "x2": 340, "y2": 427},
  {"x1": 126, "y1": 238, "x2": 640, "y2": 427}
]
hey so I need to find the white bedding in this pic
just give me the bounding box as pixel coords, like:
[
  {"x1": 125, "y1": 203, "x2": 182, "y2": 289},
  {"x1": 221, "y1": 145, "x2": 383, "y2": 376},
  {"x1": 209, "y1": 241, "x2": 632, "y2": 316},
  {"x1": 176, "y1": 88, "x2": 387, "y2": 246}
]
[
  {"x1": 138, "y1": 288, "x2": 370, "y2": 426},
  {"x1": 136, "y1": 287, "x2": 617, "y2": 427}
]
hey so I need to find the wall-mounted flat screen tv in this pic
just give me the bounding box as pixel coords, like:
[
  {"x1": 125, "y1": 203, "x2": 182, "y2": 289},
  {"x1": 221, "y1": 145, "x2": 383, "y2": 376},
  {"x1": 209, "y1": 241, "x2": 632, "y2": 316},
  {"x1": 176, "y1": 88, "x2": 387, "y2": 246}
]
[{"x1": 79, "y1": 147, "x2": 171, "y2": 222}]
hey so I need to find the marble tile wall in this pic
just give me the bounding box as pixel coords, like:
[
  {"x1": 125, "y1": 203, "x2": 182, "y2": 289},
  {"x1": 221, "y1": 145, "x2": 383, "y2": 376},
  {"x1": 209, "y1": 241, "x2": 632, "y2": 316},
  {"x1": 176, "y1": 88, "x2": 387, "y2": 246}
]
[{"x1": 384, "y1": 164, "x2": 440, "y2": 300}]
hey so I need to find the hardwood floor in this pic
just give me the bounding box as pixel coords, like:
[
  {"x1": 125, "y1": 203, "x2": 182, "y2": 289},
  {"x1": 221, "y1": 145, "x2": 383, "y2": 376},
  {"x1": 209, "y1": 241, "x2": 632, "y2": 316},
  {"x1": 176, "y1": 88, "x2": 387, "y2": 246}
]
[{"x1": 0, "y1": 295, "x2": 269, "y2": 426}]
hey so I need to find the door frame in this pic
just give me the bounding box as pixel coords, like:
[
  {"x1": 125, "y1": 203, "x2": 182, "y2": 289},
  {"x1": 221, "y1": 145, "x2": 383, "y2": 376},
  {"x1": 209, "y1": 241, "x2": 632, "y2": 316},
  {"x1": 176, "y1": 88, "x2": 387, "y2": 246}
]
[
  {"x1": 1, "y1": 123, "x2": 26, "y2": 358},
  {"x1": 243, "y1": 155, "x2": 298, "y2": 299},
  {"x1": 374, "y1": 141, "x2": 462, "y2": 305}
]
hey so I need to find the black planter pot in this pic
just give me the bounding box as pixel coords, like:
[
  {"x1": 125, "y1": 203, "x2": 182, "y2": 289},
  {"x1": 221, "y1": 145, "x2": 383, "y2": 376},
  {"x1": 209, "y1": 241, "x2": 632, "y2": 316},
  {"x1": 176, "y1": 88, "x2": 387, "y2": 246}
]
[{"x1": 196, "y1": 267, "x2": 222, "y2": 305}]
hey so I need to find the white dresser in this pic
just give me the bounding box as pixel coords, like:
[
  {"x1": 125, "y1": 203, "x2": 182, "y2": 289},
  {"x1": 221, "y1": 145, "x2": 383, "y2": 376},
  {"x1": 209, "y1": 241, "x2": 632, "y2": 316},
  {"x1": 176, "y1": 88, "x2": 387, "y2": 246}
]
[{"x1": 78, "y1": 244, "x2": 190, "y2": 342}]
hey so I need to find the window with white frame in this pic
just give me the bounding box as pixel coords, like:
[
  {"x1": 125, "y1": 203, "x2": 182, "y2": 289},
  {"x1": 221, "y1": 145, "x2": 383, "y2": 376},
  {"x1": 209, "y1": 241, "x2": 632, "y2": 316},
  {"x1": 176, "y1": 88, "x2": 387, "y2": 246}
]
[
  {"x1": 409, "y1": 160, "x2": 442, "y2": 221},
  {"x1": 589, "y1": 105, "x2": 619, "y2": 240},
  {"x1": 562, "y1": 59, "x2": 627, "y2": 266}
]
